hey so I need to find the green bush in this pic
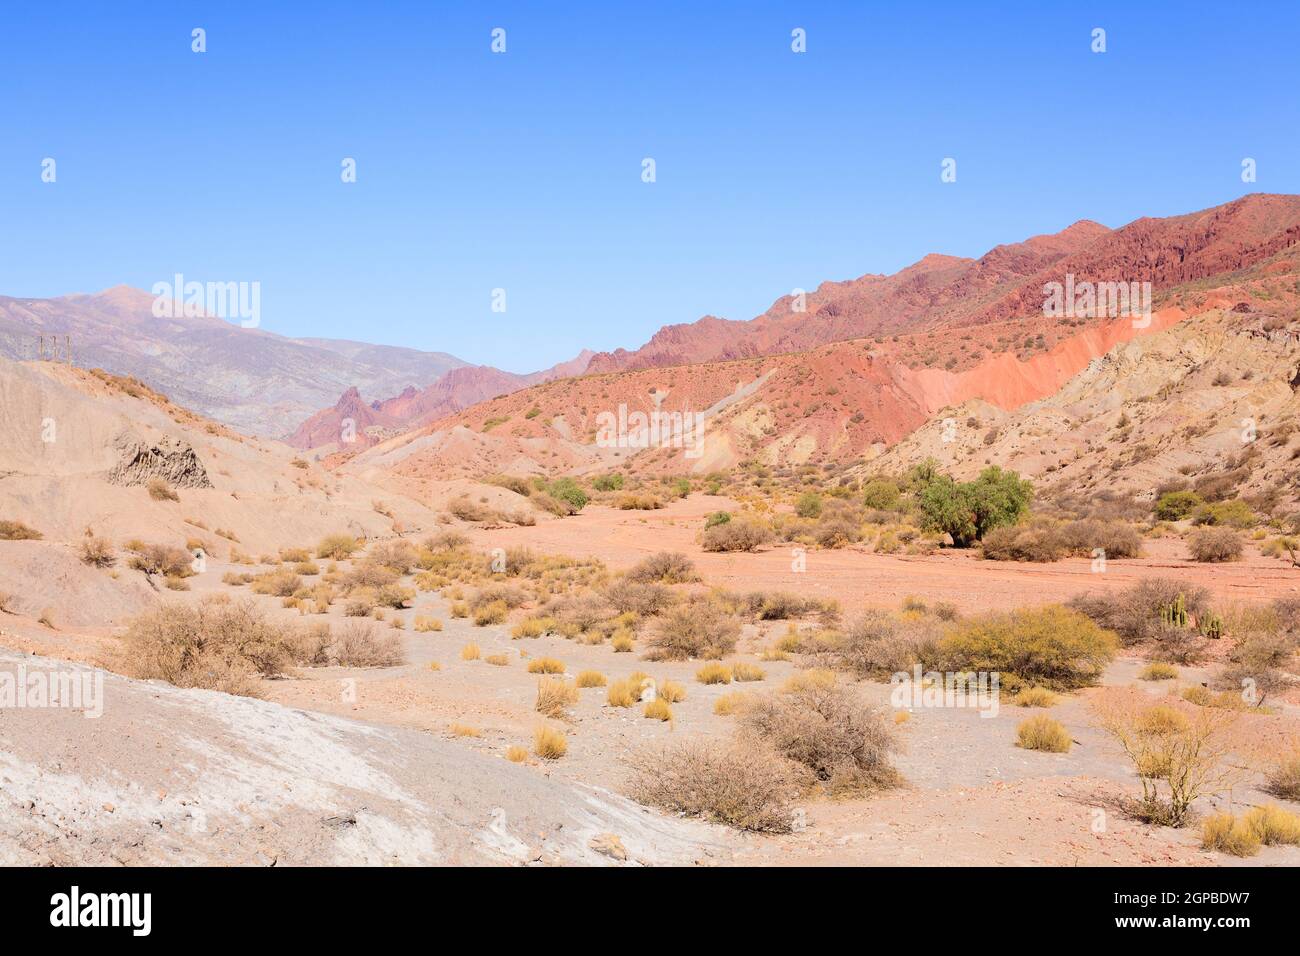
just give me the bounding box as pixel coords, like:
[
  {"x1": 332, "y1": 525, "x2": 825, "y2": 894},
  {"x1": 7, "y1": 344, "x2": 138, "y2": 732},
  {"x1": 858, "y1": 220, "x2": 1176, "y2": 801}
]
[
  {"x1": 1154, "y1": 490, "x2": 1203, "y2": 521},
  {"x1": 1191, "y1": 499, "x2": 1256, "y2": 528},
  {"x1": 546, "y1": 477, "x2": 589, "y2": 512},
  {"x1": 705, "y1": 511, "x2": 732, "y2": 529},
  {"x1": 592, "y1": 473, "x2": 624, "y2": 492},
  {"x1": 795, "y1": 492, "x2": 823, "y2": 518},
  {"x1": 860, "y1": 478, "x2": 901, "y2": 511},
  {"x1": 918, "y1": 466, "x2": 1033, "y2": 547},
  {"x1": 938, "y1": 605, "x2": 1117, "y2": 689}
]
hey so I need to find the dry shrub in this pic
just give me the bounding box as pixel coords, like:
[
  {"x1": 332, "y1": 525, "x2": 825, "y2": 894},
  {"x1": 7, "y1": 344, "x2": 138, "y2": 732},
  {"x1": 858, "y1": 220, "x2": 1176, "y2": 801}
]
[
  {"x1": 626, "y1": 739, "x2": 810, "y2": 832},
  {"x1": 1188, "y1": 527, "x2": 1244, "y2": 562},
  {"x1": 646, "y1": 596, "x2": 742, "y2": 661},
  {"x1": 1213, "y1": 630, "x2": 1295, "y2": 699},
  {"x1": 603, "y1": 579, "x2": 676, "y2": 616},
  {"x1": 626, "y1": 552, "x2": 699, "y2": 584},
  {"x1": 448, "y1": 495, "x2": 495, "y2": 522},
  {"x1": 460, "y1": 643, "x2": 480, "y2": 661},
  {"x1": 250, "y1": 569, "x2": 302, "y2": 597},
  {"x1": 1068, "y1": 578, "x2": 1212, "y2": 656},
  {"x1": 740, "y1": 681, "x2": 900, "y2": 793},
  {"x1": 533, "y1": 725, "x2": 567, "y2": 759},
  {"x1": 611, "y1": 630, "x2": 635, "y2": 653},
  {"x1": 505, "y1": 745, "x2": 529, "y2": 763},
  {"x1": 118, "y1": 598, "x2": 294, "y2": 696},
  {"x1": 1061, "y1": 518, "x2": 1143, "y2": 558},
  {"x1": 535, "y1": 677, "x2": 579, "y2": 717},
  {"x1": 606, "y1": 676, "x2": 640, "y2": 707},
  {"x1": 1139, "y1": 661, "x2": 1179, "y2": 681},
  {"x1": 701, "y1": 519, "x2": 773, "y2": 552},
  {"x1": 1015, "y1": 686, "x2": 1059, "y2": 707},
  {"x1": 147, "y1": 478, "x2": 179, "y2": 502},
  {"x1": 696, "y1": 662, "x2": 732, "y2": 684},
  {"x1": 980, "y1": 522, "x2": 1066, "y2": 562},
  {"x1": 643, "y1": 698, "x2": 673, "y2": 721},
  {"x1": 713, "y1": 691, "x2": 752, "y2": 716},
  {"x1": 575, "y1": 670, "x2": 606, "y2": 688},
  {"x1": 938, "y1": 606, "x2": 1116, "y2": 690},
  {"x1": 548, "y1": 594, "x2": 617, "y2": 634},
  {"x1": 731, "y1": 662, "x2": 766, "y2": 682},
  {"x1": 658, "y1": 679, "x2": 686, "y2": 702},
  {"x1": 471, "y1": 583, "x2": 529, "y2": 609},
  {"x1": 0, "y1": 520, "x2": 42, "y2": 540},
  {"x1": 1265, "y1": 744, "x2": 1300, "y2": 801},
  {"x1": 1201, "y1": 812, "x2": 1260, "y2": 857},
  {"x1": 742, "y1": 590, "x2": 819, "y2": 621},
  {"x1": 127, "y1": 542, "x2": 193, "y2": 577},
  {"x1": 329, "y1": 620, "x2": 404, "y2": 666},
  {"x1": 79, "y1": 536, "x2": 117, "y2": 568},
  {"x1": 1243, "y1": 804, "x2": 1300, "y2": 846},
  {"x1": 316, "y1": 534, "x2": 360, "y2": 559},
  {"x1": 344, "y1": 561, "x2": 400, "y2": 590},
  {"x1": 511, "y1": 616, "x2": 550, "y2": 638},
  {"x1": 828, "y1": 610, "x2": 941, "y2": 678},
  {"x1": 450, "y1": 723, "x2": 481, "y2": 737},
  {"x1": 472, "y1": 600, "x2": 508, "y2": 626},
  {"x1": 1016, "y1": 715, "x2": 1071, "y2": 752},
  {"x1": 414, "y1": 616, "x2": 443, "y2": 632},
  {"x1": 615, "y1": 493, "x2": 663, "y2": 511},
  {"x1": 527, "y1": 657, "x2": 565, "y2": 675},
  {"x1": 367, "y1": 540, "x2": 418, "y2": 573},
  {"x1": 425, "y1": 530, "x2": 470, "y2": 551},
  {"x1": 1092, "y1": 690, "x2": 1246, "y2": 826}
]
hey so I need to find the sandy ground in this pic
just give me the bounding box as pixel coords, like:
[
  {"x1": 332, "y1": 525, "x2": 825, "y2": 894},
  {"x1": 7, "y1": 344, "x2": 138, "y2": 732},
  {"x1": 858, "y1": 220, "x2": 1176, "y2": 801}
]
[
  {"x1": 461, "y1": 498, "x2": 1300, "y2": 616},
  {"x1": 4, "y1": 502, "x2": 1300, "y2": 867}
]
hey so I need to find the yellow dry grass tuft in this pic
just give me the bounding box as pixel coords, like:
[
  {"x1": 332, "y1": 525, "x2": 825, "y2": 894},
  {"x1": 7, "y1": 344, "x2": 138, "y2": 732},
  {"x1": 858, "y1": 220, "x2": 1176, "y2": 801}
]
[
  {"x1": 535, "y1": 677, "x2": 579, "y2": 718},
  {"x1": 643, "y1": 698, "x2": 674, "y2": 722},
  {"x1": 1016, "y1": 714, "x2": 1072, "y2": 753},
  {"x1": 533, "y1": 725, "x2": 567, "y2": 759},
  {"x1": 696, "y1": 662, "x2": 733, "y2": 685}
]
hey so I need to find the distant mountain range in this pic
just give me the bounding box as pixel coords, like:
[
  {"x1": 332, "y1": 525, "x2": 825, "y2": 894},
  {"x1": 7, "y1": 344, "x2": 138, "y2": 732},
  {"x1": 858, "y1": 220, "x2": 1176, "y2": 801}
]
[
  {"x1": 0, "y1": 286, "x2": 470, "y2": 437},
  {"x1": 5, "y1": 194, "x2": 1299, "y2": 469}
]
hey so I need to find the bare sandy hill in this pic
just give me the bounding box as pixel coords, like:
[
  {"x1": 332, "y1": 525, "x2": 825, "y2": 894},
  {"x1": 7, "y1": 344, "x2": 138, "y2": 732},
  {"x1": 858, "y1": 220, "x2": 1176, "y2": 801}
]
[
  {"x1": 0, "y1": 649, "x2": 733, "y2": 866},
  {"x1": 0, "y1": 355, "x2": 459, "y2": 628}
]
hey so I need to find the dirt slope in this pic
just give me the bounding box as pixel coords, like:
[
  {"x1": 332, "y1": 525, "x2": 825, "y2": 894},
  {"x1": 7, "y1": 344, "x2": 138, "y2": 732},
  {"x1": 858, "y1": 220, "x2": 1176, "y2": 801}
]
[{"x1": 0, "y1": 649, "x2": 734, "y2": 866}]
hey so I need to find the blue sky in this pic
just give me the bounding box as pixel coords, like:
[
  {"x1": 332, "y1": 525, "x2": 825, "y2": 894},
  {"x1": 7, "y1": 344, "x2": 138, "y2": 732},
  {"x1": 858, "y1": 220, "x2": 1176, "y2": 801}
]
[{"x1": 2, "y1": 1, "x2": 1297, "y2": 372}]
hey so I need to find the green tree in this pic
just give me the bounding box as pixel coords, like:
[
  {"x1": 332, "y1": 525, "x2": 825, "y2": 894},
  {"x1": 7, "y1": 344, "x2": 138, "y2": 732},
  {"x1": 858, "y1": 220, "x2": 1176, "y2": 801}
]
[{"x1": 918, "y1": 466, "x2": 1032, "y2": 547}]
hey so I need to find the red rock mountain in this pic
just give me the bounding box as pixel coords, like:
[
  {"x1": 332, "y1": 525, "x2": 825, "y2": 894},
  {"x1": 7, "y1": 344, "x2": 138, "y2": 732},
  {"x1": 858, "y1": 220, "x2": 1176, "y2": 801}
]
[
  {"x1": 344, "y1": 194, "x2": 1300, "y2": 481},
  {"x1": 587, "y1": 194, "x2": 1300, "y2": 373}
]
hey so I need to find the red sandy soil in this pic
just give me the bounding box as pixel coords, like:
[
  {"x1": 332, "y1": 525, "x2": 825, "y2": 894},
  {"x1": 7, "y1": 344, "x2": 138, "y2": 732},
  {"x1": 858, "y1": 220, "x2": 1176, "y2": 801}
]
[{"x1": 459, "y1": 496, "x2": 1300, "y2": 617}]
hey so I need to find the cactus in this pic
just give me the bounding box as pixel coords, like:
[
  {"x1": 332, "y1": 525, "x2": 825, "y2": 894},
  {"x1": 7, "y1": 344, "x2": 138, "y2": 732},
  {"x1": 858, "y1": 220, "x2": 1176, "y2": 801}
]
[
  {"x1": 1159, "y1": 593, "x2": 1189, "y2": 629},
  {"x1": 1199, "y1": 612, "x2": 1224, "y2": 640}
]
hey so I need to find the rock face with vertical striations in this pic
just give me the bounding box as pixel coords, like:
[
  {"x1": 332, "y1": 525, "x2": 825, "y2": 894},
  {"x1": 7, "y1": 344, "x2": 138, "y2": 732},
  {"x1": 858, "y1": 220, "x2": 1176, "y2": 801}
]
[{"x1": 105, "y1": 431, "x2": 212, "y2": 489}]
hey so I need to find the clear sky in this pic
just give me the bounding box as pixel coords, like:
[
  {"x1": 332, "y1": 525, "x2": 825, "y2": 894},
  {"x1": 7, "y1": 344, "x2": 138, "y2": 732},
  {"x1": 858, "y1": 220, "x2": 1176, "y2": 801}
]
[{"x1": 2, "y1": 1, "x2": 1297, "y2": 372}]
